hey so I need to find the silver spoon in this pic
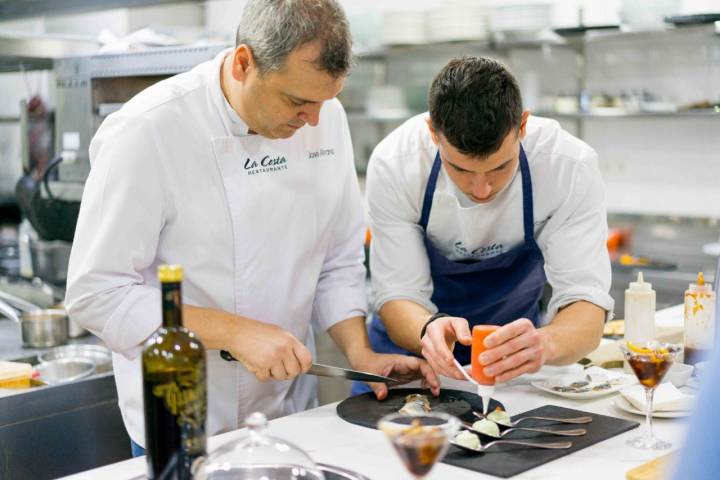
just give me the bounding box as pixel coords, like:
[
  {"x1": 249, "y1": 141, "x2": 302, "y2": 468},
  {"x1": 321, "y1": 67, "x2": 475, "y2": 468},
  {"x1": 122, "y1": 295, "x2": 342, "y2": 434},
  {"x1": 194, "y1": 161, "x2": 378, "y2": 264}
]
[
  {"x1": 460, "y1": 423, "x2": 587, "y2": 438},
  {"x1": 451, "y1": 438, "x2": 572, "y2": 454},
  {"x1": 472, "y1": 410, "x2": 593, "y2": 426}
]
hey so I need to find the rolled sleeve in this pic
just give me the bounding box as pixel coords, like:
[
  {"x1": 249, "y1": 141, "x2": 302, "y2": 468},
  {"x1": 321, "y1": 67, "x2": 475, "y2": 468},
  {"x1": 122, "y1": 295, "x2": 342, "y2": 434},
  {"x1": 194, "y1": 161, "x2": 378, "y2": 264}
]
[
  {"x1": 366, "y1": 149, "x2": 435, "y2": 314},
  {"x1": 65, "y1": 114, "x2": 168, "y2": 357},
  {"x1": 542, "y1": 154, "x2": 614, "y2": 322}
]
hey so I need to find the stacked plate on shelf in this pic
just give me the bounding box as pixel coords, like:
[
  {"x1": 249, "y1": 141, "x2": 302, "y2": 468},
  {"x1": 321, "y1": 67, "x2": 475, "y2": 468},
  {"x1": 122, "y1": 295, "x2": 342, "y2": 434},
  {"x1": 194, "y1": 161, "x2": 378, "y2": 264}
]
[
  {"x1": 380, "y1": 10, "x2": 427, "y2": 46},
  {"x1": 426, "y1": 2, "x2": 490, "y2": 43},
  {"x1": 488, "y1": 2, "x2": 553, "y2": 32}
]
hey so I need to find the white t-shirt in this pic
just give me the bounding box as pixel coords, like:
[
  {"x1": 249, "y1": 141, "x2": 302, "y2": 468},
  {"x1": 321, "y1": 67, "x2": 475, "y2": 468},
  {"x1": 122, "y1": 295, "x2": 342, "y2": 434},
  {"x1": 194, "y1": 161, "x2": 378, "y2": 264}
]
[{"x1": 366, "y1": 113, "x2": 614, "y2": 322}]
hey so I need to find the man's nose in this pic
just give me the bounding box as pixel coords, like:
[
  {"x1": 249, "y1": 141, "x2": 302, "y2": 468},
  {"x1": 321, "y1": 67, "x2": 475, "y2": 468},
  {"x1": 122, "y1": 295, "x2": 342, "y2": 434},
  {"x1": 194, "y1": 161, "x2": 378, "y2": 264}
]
[
  {"x1": 298, "y1": 103, "x2": 322, "y2": 126},
  {"x1": 471, "y1": 175, "x2": 492, "y2": 199}
]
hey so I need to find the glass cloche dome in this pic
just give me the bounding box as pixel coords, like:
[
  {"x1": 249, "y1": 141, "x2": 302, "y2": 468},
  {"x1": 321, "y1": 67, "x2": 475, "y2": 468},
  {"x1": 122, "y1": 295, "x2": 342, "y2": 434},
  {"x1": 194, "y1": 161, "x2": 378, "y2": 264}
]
[{"x1": 194, "y1": 412, "x2": 325, "y2": 480}]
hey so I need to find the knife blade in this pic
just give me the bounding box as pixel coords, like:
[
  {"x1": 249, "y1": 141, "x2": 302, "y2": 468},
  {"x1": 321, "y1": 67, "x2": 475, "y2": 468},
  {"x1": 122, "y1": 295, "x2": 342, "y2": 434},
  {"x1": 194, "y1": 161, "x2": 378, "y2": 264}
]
[{"x1": 219, "y1": 350, "x2": 399, "y2": 384}]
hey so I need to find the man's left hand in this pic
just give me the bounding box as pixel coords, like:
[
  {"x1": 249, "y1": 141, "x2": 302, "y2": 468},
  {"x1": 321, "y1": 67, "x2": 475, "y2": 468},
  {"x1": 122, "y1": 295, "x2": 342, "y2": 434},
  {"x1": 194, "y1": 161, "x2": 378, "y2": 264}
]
[
  {"x1": 479, "y1": 318, "x2": 547, "y2": 383},
  {"x1": 352, "y1": 352, "x2": 440, "y2": 400}
]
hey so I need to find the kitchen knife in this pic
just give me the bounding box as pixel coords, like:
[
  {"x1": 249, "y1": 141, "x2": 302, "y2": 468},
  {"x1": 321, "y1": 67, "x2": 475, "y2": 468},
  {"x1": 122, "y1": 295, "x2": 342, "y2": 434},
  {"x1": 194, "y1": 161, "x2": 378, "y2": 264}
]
[{"x1": 219, "y1": 350, "x2": 400, "y2": 384}]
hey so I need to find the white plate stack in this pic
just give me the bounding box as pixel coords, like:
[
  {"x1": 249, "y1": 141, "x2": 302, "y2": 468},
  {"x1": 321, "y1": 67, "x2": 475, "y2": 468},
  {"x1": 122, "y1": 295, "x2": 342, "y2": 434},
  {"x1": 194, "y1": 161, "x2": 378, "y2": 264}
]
[
  {"x1": 489, "y1": 2, "x2": 553, "y2": 32},
  {"x1": 381, "y1": 10, "x2": 427, "y2": 46},
  {"x1": 426, "y1": 1, "x2": 490, "y2": 43}
]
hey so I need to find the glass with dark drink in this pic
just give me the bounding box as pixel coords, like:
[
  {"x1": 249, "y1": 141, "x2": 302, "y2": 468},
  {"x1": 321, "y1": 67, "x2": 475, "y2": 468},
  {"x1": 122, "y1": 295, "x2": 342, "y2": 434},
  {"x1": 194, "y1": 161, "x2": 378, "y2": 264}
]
[
  {"x1": 378, "y1": 412, "x2": 459, "y2": 479},
  {"x1": 620, "y1": 341, "x2": 682, "y2": 450}
]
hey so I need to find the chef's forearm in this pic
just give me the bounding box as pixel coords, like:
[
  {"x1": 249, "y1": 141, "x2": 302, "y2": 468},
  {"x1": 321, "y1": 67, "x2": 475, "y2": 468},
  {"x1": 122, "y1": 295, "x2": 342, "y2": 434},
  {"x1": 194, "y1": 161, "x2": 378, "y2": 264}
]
[
  {"x1": 539, "y1": 300, "x2": 605, "y2": 365},
  {"x1": 327, "y1": 316, "x2": 374, "y2": 366},
  {"x1": 378, "y1": 300, "x2": 432, "y2": 355},
  {"x1": 182, "y1": 305, "x2": 242, "y2": 350}
]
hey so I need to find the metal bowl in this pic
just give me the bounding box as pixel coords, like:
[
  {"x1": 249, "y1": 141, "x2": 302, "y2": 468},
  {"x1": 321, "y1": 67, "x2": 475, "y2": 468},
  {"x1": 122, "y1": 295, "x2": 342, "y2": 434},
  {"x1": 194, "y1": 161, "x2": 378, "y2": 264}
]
[
  {"x1": 34, "y1": 358, "x2": 95, "y2": 385},
  {"x1": 38, "y1": 344, "x2": 112, "y2": 374}
]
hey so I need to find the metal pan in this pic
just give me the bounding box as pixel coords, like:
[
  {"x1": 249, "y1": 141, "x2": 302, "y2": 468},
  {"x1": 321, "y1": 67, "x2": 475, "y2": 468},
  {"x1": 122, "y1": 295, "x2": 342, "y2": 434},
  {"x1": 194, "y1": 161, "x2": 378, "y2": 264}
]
[
  {"x1": 0, "y1": 298, "x2": 68, "y2": 348},
  {"x1": 38, "y1": 344, "x2": 112, "y2": 373}
]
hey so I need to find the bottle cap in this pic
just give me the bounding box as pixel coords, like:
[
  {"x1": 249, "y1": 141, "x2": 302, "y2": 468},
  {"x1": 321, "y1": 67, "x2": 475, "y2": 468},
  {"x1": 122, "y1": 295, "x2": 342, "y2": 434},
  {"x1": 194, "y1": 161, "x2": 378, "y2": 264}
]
[
  {"x1": 628, "y1": 271, "x2": 652, "y2": 291},
  {"x1": 689, "y1": 272, "x2": 712, "y2": 293},
  {"x1": 158, "y1": 264, "x2": 183, "y2": 283}
]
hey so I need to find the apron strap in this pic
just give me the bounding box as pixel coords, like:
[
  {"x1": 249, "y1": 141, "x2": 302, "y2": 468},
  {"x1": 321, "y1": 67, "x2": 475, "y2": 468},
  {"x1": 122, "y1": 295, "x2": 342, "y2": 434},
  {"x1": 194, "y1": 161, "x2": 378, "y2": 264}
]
[
  {"x1": 419, "y1": 145, "x2": 536, "y2": 242},
  {"x1": 419, "y1": 151, "x2": 442, "y2": 230},
  {"x1": 518, "y1": 145, "x2": 535, "y2": 242}
]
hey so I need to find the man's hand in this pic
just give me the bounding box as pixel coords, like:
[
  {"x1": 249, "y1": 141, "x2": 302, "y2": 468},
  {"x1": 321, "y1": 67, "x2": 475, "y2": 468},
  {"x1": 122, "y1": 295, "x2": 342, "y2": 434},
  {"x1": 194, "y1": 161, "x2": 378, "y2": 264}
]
[
  {"x1": 420, "y1": 316, "x2": 472, "y2": 380},
  {"x1": 479, "y1": 318, "x2": 546, "y2": 383},
  {"x1": 227, "y1": 319, "x2": 313, "y2": 382},
  {"x1": 351, "y1": 352, "x2": 440, "y2": 400}
]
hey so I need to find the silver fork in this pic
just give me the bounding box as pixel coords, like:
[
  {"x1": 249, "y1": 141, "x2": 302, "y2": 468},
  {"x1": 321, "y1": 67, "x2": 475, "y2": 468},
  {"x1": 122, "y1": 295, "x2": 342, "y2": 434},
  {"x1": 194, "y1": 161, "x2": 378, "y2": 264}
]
[
  {"x1": 451, "y1": 438, "x2": 572, "y2": 454},
  {"x1": 472, "y1": 410, "x2": 593, "y2": 426},
  {"x1": 460, "y1": 423, "x2": 587, "y2": 437}
]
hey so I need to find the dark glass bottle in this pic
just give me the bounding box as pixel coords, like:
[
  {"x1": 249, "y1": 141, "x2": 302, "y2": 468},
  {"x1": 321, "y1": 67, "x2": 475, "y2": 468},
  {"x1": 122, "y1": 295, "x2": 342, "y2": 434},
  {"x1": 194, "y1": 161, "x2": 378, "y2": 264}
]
[{"x1": 142, "y1": 265, "x2": 207, "y2": 480}]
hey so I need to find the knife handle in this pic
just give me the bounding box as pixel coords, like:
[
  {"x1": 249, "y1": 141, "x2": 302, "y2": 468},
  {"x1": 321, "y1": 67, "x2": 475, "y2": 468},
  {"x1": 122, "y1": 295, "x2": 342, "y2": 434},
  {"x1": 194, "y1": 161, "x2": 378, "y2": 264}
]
[{"x1": 220, "y1": 350, "x2": 236, "y2": 362}]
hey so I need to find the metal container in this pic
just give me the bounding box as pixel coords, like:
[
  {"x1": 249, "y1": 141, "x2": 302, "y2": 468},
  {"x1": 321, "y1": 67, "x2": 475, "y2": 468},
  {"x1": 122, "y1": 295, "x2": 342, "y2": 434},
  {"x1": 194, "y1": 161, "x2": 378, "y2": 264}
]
[
  {"x1": 34, "y1": 358, "x2": 94, "y2": 385},
  {"x1": 0, "y1": 298, "x2": 68, "y2": 347},
  {"x1": 29, "y1": 239, "x2": 72, "y2": 285},
  {"x1": 38, "y1": 344, "x2": 112, "y2": 374}
]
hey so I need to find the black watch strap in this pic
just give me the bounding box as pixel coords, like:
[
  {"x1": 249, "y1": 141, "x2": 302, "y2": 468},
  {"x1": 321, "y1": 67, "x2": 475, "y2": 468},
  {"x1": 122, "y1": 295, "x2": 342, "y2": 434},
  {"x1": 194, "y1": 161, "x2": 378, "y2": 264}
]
[{"x1": 420, "y1": 312, "x2": 449, "y2": 340}]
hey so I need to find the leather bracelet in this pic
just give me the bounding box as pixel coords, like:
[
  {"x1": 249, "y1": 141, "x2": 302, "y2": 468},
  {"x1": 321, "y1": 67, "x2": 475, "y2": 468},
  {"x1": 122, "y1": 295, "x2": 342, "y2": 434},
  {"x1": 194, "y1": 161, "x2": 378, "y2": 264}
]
[{"x1": 420, "y1": 312, "x2": 450, "y2": 340}]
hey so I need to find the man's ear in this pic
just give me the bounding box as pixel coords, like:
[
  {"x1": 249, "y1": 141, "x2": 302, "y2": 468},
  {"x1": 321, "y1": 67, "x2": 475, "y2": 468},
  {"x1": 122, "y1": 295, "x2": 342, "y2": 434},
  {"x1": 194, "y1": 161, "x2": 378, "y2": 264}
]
[
  {"x1": 425, "y1": 117, "x2": 440, "y2": 146},
  {"x1": 231, "y1": 44, "x2": 255, "y2": 82},
  {"x1": 518, "y1": 110, "x2": 531, "y2": 139}
]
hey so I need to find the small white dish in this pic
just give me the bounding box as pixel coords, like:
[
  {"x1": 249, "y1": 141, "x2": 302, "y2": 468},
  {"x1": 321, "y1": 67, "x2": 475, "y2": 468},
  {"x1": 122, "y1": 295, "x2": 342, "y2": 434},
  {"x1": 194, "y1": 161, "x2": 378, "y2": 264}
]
[
  {"x1": 531, "y1": 369, "x2": 634, "y2": 399},
  {"x1": 614, "y1": 396, "x2": 691, "y2": 419},
  {"x1": 663, "y1": 363, "x2": 694, "y2": 388}
]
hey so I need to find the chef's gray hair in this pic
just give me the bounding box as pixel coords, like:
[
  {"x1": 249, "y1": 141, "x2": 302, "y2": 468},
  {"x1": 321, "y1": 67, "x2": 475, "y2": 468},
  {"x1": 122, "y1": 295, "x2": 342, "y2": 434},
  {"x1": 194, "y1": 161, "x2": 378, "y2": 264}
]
[{"x1": 236, "y1": 0, "x2": 353, "y2": 78}]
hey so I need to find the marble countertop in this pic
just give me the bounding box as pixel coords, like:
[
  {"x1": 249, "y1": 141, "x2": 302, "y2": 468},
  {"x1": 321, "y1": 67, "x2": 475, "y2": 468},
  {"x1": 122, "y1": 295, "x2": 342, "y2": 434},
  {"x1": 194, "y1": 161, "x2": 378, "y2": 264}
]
[{"x1": 61, "y1": 306, "x2": 691, "y2": 480}]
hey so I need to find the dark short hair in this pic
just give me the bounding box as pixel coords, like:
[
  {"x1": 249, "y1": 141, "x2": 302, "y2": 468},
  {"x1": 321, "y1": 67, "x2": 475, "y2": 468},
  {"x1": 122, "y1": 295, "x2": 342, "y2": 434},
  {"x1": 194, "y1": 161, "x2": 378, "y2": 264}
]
[
  {"x1": 428, "y1": 57, "x2": 523, "y2": 157},
  {"x1": 236, "y1": 0, "x2": 353, "y2": 78}
]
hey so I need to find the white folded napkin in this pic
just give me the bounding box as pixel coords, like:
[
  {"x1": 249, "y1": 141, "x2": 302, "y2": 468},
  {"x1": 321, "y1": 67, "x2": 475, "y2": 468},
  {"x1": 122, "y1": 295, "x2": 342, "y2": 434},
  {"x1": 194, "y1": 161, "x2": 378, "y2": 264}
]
[{"x1": 620, "y1": 383, "x2": 695, "y2": 412}]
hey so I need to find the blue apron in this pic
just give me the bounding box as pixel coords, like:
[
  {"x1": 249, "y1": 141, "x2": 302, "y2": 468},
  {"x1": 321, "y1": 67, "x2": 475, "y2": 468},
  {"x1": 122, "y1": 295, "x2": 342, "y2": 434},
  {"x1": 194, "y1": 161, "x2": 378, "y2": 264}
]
[{"x1": 352, "y1": 145, "x2": 546, "y2": 395}]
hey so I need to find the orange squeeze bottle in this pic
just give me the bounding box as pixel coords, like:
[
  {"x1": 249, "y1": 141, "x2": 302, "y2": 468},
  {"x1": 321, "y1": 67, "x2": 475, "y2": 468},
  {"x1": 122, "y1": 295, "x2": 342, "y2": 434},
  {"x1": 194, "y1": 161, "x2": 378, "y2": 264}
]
[{"x1": 471, "y1": 325, "x2": 500, "y2": 414}]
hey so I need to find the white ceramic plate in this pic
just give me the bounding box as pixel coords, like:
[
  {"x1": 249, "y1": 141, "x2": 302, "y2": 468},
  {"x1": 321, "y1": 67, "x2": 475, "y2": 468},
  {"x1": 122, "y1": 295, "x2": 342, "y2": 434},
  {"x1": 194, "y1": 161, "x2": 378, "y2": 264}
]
[
  {"x1": 614, "y1": 396, "x2": 691, "y2": 418},
  {"x1": 531, "y1": 374, "x2": 634, "y2": 399}
]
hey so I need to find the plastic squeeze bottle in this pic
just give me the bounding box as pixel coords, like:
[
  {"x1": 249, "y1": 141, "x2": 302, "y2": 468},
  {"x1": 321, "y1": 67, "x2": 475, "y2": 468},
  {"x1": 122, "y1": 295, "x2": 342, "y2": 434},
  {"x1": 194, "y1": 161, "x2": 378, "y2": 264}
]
[
  {"x1": 471, "y1": 325, "x2": 500, "y2": 415},
  {"x1": 624, "y1": 272, "x2": 656, "y2": 344}
]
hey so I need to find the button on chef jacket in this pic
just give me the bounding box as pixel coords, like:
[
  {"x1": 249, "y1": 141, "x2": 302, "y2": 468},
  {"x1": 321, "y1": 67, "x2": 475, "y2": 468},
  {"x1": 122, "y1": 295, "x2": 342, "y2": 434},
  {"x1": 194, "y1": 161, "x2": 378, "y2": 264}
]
[
  {"x1": 65, "y1": 49, "x2": 367, "y2": 447},
  {"x1": 366, "y1": 113, "x2": 614, "y2": 324}
]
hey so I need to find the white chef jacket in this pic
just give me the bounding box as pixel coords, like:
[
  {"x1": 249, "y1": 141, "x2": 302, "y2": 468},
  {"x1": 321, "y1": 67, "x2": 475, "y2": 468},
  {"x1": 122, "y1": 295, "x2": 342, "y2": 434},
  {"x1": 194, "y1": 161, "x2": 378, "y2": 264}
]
[
  {"x1": 366, "y1": 113, "x2": 614, "y2": 322},
  {"x1": 65, "y1": 49, "x2": 367, "y2": 447}
]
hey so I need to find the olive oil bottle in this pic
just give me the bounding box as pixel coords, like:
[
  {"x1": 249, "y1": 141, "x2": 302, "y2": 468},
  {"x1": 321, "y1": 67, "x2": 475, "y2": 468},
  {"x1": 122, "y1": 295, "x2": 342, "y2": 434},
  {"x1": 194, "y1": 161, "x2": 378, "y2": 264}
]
[{"x1": 142, "y1": 265, "x2": 206, "y2": 479}]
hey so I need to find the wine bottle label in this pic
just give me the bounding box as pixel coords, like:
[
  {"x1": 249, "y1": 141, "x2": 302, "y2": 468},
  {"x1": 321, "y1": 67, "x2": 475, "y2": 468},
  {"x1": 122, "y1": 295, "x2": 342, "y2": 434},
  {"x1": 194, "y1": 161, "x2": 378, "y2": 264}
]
[{"x1": 151, "y1": 369, "x2": 206, "y2": 429}]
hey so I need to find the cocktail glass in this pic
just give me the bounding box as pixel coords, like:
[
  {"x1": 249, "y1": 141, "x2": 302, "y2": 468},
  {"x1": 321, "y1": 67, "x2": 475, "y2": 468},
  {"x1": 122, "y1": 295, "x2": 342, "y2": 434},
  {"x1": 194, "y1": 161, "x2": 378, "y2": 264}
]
[
  {"x1": 378, "y1": 412, "x2": 460, "y2": 479},
  {"x1": 619, "y1": 341, "x2": 682, "y2": 450}
]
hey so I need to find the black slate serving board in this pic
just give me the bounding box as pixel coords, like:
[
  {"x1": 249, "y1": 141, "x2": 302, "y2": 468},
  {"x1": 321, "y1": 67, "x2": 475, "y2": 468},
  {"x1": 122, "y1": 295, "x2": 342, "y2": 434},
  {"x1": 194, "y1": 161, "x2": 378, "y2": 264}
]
[
  {"x1": 337, "y1": 392, "x2": 639, "y2": 478},
  {"x1": 336, "y1": 388, "x2": 503, "y2": 429},
  {"x1": 445, "y1": 404, "x2": 639, "y2": 478}
]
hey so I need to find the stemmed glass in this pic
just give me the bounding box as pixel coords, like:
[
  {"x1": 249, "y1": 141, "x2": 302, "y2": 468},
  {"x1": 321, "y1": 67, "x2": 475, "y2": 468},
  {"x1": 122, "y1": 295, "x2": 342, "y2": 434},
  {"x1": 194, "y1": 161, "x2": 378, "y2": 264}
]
[
  {"x1": 378, "y1": 412, "x2": 460, "y2": 479},
  {"x1": 619, "y1": 341, "x2": 682, "y2": 450}
]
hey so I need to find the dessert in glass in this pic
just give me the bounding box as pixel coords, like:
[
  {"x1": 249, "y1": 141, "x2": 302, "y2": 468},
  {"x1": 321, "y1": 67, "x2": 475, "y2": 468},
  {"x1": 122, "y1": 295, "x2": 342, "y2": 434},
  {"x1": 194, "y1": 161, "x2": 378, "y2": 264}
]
[
  {"x1": 378, "y1": 412, "x2": 459, "y2": 479},
  {"x1": 620, "y1": 341, "x2": 682, "y2": 450}
]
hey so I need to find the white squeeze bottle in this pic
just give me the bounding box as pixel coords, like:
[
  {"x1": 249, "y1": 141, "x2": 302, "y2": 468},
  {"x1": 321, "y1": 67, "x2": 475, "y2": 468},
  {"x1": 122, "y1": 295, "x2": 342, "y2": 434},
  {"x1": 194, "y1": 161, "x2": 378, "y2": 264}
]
[{"x1": 624, "y1": 272, "x2": 656, "y2": 370}]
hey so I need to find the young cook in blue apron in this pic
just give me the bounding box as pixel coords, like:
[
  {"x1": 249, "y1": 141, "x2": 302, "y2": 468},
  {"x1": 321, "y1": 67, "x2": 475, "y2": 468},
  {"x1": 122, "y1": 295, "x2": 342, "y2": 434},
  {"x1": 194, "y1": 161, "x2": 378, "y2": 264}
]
[
  {"x1": 352, "y1": 146, "x2": 545, "y2": 395},
  {"x1": 353, "y1": 57, "x2": 613, "y2": 395}
]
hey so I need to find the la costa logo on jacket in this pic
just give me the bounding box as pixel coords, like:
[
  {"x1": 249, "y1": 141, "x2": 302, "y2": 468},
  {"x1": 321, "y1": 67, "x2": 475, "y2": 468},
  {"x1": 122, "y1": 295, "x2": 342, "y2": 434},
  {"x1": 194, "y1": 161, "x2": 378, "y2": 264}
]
[{"x1": 244, "y1": 155, "x2": 288, "y2": 176}]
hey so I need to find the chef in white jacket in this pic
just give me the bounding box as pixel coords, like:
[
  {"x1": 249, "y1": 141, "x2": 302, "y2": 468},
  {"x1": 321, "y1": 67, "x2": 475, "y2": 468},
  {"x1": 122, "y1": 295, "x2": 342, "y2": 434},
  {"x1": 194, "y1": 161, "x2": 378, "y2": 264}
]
[
  {"x1": 66, "y1": 0, "x2": 437, "y2": 455},
  {"x1": 356, "y1": 57, "x2": 614, "y2": 394}
]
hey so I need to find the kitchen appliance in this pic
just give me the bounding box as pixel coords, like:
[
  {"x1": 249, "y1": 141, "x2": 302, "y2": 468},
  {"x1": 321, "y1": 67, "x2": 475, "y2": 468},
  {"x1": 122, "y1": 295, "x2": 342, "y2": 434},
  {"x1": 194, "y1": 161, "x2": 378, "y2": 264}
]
[{"x1": 18, "y1": 45, "x2": 227, "y2": 245}]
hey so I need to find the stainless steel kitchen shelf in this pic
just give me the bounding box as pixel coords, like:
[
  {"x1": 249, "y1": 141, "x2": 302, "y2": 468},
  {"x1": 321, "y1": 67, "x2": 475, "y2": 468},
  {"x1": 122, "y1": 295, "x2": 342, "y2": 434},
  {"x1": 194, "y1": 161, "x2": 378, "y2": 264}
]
[
  {"x1": 345, "y1": 109, "x2": 720, "y2": 124},
  {"x1": 0, "y1": 0, "x2": 203, "y2": 20},
  {"x1": 535, "y1": 110, "x2": 720, "y2": 119},
  {"x1": 80, "y1": 43, "x2": 228, "y2": 78},
  {"x1": 0, "y1": 32, "x2": 99, "y2": 72},
  {"x1": 356, "y1": 23, "x2": 720, "y2": 60}
]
